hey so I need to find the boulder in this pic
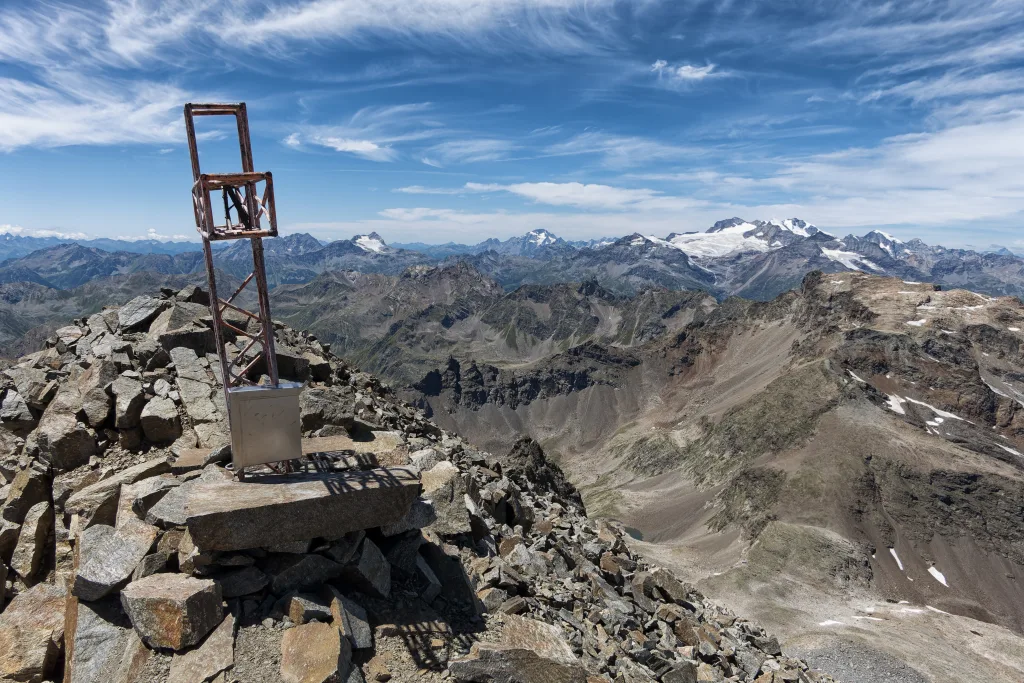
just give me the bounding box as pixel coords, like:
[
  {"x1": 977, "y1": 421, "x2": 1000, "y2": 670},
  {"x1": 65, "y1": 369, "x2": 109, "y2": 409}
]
[
  {"x1": 287, "y1": 593, "x2": 333, "y2": 625},
  {"x1": 0, "y1": 390, "x2": 35, "y2": 430},
  {"x1": 118, "y1": 296, "x2": 169, "y2": 331},
  {"x1": 76, "y1": 360, "x2": 118, "y2": 428},
  {"x1": 65, "y1": 457, "x2": 170, "y2": 529},
  {"x1": 2, "y1": 466, "x2": 49, "y2": 524},
  {"x1": 110, "y1": 377, "x2": 145, "y2": 430},
  {"x1": 216, "y1": 565, "x2": 268, "y2": 599},
  {"x1": 184, "y1": 468, "x2": 420, "y2": 552},
  {"x1": 140, "y1": 396, "x2": 181, "y2": 443},
  {"x1": 421, "y1": 461, "x2": 471, "y2": 536},
  {"x1": 326, "y1": 587, "x2": 372, "y2": 650},
  {"x1": 448, "y1": 615, "x2": 587, "y2": 683},
  {"x1": 269, "y1": 554, "x2": 343, "y2": 595},
  {"x1": 30, "y1": 407, "x2": 96, "y2": 472},
  {"x1": 280, "y1": 621, "x2": 352, "y2": 683},
  {"x1": 0, "y1": 583, "x2": 66, "y2": 682},
  {"x1": 340, "y1": 538, "x2": 391, "y2": 599},
  {"x1": 299, "y1": 387, "x2": 355, "y2": 432},
  {"x1": 116, "y1": 476, "x2": 179, "y2": 527},
  {"x1": 167, "y1": 613, "x2": 235, "y2": 683},
  {"x1": 379, "y1": 499, "x2": 436, "y2": 537},
  {"x1": 10, "y1": 501, "x2": 53, "y2": 579},
  {"x1": 73, "y1": 519, "x2": 159, "y2": 601},
  {"x1": 120, "y1": 573, "x2": 223, "y2": 651},
  {"x1": 63, "y1": 598, "x2": 139, "y2": 683}
]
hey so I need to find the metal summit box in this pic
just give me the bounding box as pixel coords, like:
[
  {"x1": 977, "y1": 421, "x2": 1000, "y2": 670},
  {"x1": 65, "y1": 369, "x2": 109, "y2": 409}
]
[{"x1": 228, "y1": 382, "x2": 303, "y2": 469}]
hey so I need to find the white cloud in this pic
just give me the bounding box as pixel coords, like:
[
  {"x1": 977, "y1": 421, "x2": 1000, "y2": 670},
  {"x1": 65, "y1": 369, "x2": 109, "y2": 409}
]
[
  {"x1": 0, "y1": 224, "x2": 25, "y2": 235},
  {"x1": 115, "y1": 228, "x2": 193, "y2": 242},
  {"x1": 651, "y1": 59, "x2": 720, "y2": 83},
  {"x1": 424, "y1": 138, "x2": 518, "y2": 164},
  {"x1": 30, "y1": 229, "x2": 89, "y2": 240},
  {"x1": 395, "y1": 185, "x2": 465, "y2": 195},
  {"x1": 0, "y1": 74, "x2": 192, "y2": 151},
  {"x1": 465, "y1": 181, "x2": 690, "y2": 211},
  {"x1": 310, "y1": 136, "x2": 398, "y2": 161},
  {"x1": 420, "y1": 157, "x2": 443, "y2": 168},
  {"x1": 543, "y1": 132, "x2": 698, "y2": 168}
]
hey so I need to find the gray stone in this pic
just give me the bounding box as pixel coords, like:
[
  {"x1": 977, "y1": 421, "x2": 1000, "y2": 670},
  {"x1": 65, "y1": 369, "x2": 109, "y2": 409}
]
[
  {"x1": 140, "y1": 396, "x2": 181, "y2": 443},
  {"x1": 73, "y1": 519, "x2": 159, "y2": 601},
  {"x1": 422, "y1": 461, "x2": 471, "y2": 536},
  {"x1": 132, "y1": 552, "x2": 170, "y2": 581},
  {"x1": 168, "y1": 613, "x2": 235, "y2": 683},
  {"x1": 299, "y1": 387, "x2": 356, "y2": 432},
  {"x1": 118, "y1": 296, "x2": 169, "y2": 331},
  {"x1": 65, "y1": 457, "x2": 170, "y2": 529},
  {"x1": 661, "y1": 662, "x2": 698, "y2": 683},
  {"x1": 10, "y1": 500, "x2": 53, "y2": 579},
  {"x1": 280, "y1": 620, "x2": 352, "y2": 683},
  {"x1": 341, "y1": 538, "x2": 391, "y2": 599},
  {"x1": 77, "y1": 360, "x2": 118, "y2": 428},
  {"x1": 184, "y1": 468, "x2": 420, "y2": 552},
  {"x1": 111, "y1": 376, "x2": 145, "y2": 429},
  {"x1": 409, "y1": 448, "x2": 440, "y2": 471},
  {"x1": 121, "y1": 573, "x2": 223, "y2": 651},
  {"x1": 177, "y1": 377, "x2": 220, "y2": 424},
  {"x1": 416, "y1": 555, "x2": 442, "y2": 603},
  {"x1": 30, "y1": 405, "x2": 96, "y2": 471},
  {"x1": 5, "y1": 366, "x2": 55, "y2": 410},
  {"x1": 117, "y1": 475, "x2": 180, "y2": 527},
  {"x1": 65, "y1": 598, "x2": 137, "y2": 683},
  {"x1": 217, "y1": 565, "x2": 268, "y2": 599},
  {"x1": 381, "y1": 532, "x2": 424, "y2": 575},
  {"x1": 153, "y1": 378, "x2": 171, "y2": 397},
  {"x1": 0, "y1": 390, "x2": 35, "y2": 429},
  {"x1": 0, "y1": 521, "x2": 20, "y2": 562},
  {"x1": 448, "y1": 615, "x2": 586, "y2": 683},
  {"x1": 326, "y1": 588, "x2": 372, "y2": 650},
  {"x1": 379, "y1": 499, "x2": 437, "y2": 537},
  {"x1": 2, "y1": 466, "x2": 49, "y2": 524},
  {"x1": 269, "y1": 554, "x2": 344, "y2": 595}
]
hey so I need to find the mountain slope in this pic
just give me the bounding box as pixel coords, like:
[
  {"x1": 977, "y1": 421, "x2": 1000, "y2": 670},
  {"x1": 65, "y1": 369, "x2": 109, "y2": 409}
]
[{"x1": 408, "y1": 271, "x2": 1024, "y2": 681}]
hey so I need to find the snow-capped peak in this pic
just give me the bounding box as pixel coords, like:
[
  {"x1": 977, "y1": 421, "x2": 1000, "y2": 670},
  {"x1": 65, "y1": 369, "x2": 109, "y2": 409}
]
[
  {"x1": 527, "y1": 229, "x2": 558, "y2": 246},
  {"x1": 354, "y1": 232, "x2": 387, "y2": 253}
]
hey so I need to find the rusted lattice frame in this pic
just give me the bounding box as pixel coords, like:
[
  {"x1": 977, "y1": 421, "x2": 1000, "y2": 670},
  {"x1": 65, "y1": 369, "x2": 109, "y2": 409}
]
[{"x1": 183, "y1": 103, "x2": 280, "y2": 414}]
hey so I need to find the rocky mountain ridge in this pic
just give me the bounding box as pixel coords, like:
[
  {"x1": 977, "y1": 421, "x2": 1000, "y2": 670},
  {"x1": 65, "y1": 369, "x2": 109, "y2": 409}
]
[{"x1": 0, "y1": 285, "x2": 837, "y2": 683}]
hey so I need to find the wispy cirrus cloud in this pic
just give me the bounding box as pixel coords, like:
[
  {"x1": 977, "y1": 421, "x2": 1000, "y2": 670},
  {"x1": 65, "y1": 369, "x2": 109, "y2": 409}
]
[
  {"x1": 542, "y1": 132, "x2": 699, "y2": 168},
  {"x1": 650, "y1": 59, "x2": 721, "y2": 83}
]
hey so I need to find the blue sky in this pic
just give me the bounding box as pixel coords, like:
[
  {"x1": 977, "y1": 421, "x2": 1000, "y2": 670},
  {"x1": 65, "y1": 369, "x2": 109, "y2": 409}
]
[{"x1": 0, "y1": 0, "x2": 1022, "y2": 249}]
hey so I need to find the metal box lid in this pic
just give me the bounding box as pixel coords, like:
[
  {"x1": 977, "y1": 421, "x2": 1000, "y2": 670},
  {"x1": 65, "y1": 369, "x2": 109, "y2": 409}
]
[{"x1": 228, "y1": 382, "x2": 303, "y2": 469}]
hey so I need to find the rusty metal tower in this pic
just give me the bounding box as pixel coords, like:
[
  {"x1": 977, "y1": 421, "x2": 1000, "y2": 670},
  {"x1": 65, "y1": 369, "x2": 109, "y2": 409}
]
[{"x1": 184, "y1": 102, "x2": 301, "y2": 474}]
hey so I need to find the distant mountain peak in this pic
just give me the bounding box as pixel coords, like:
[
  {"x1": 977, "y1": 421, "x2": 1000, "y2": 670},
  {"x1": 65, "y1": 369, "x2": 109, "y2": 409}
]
[{"x1": 527, "y1": 228, "x2": 559, "y2": 246}]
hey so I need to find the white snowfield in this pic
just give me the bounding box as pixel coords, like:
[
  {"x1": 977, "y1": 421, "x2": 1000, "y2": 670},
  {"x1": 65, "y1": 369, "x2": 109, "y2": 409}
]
[
  {"x1": 529, "y1": 230, "x2": 557, "y2": 246},
  {"x1": 653, "y1": 219, "x2": 815, "y2": 259},
  {"x1": 355, "y1": 235, "x2": 386, "y2": 253},
  {"x1": 820, "y1": 247, "x2": 882, "y2": 272}
]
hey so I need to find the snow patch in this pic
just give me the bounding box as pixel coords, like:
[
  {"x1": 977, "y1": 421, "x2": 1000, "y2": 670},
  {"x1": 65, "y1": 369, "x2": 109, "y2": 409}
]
[
  {"x1": 888, "y1": 548, "x2": 904, "y2": 571},
  {"x1": 820, "y1": 247, "x2": 883, "y2": 272},
  {"x1": 903, "y1": 281, "x2": 922, "y2": 285},
  {"x1": 848, "y1": 370, "x2": 867, "y2": 383},
  {"x1": 853, "y1": 616, "x2": 884, "y2": 622},
  {"x1": 926, "y1": 605, "x2": 950, "y2": 615},
  {"x1": 818, "y1": 620, "x2": 844, "y2": 626},
  {"x1": 998, "y1": 444, "x2": 1023, "y2": 457},
  {"x1": 887, "y1": 395, "x2": 907, "y2": 415},
  {"x1": 906, "y1": 319, "x2": 927, "y2": 327},
  {"x1": 904, "y1": 397, "x2": 966, "y2": 421},
  {"x1": 928, "y1": 566, "x2": 949, "y2": 587}
]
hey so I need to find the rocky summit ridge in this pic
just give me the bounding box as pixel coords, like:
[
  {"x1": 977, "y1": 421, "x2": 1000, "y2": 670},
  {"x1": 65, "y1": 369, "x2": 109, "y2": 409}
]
[{"x1": 0, "y1": 285, "x2": 835, "y2": 683}]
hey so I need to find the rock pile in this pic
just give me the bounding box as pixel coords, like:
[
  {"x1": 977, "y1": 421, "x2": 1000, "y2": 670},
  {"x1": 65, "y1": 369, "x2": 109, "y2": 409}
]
[{"x1": 0, "y1": 286, "x2": 836, "y2": 683}]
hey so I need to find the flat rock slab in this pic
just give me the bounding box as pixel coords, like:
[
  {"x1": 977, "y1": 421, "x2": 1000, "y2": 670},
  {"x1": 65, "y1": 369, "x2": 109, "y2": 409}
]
[
  {"x1": 168, "y1": 613, "x2": 236, "y2": 683},
  {"x1": 301, "y1": 433, "x2": 406, "y2": 466},
  {"x1": 74, "y1": 519, "x2": 159, "y2": 601},
  {"x1": 185, "y1": 467, "x2": 420, "y2": 552}
]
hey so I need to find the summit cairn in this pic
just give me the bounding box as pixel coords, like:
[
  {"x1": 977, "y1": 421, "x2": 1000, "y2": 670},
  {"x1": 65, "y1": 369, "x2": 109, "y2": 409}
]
[{"x1": 0, "y1": 286, "x2": 836, "y2": 683}]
